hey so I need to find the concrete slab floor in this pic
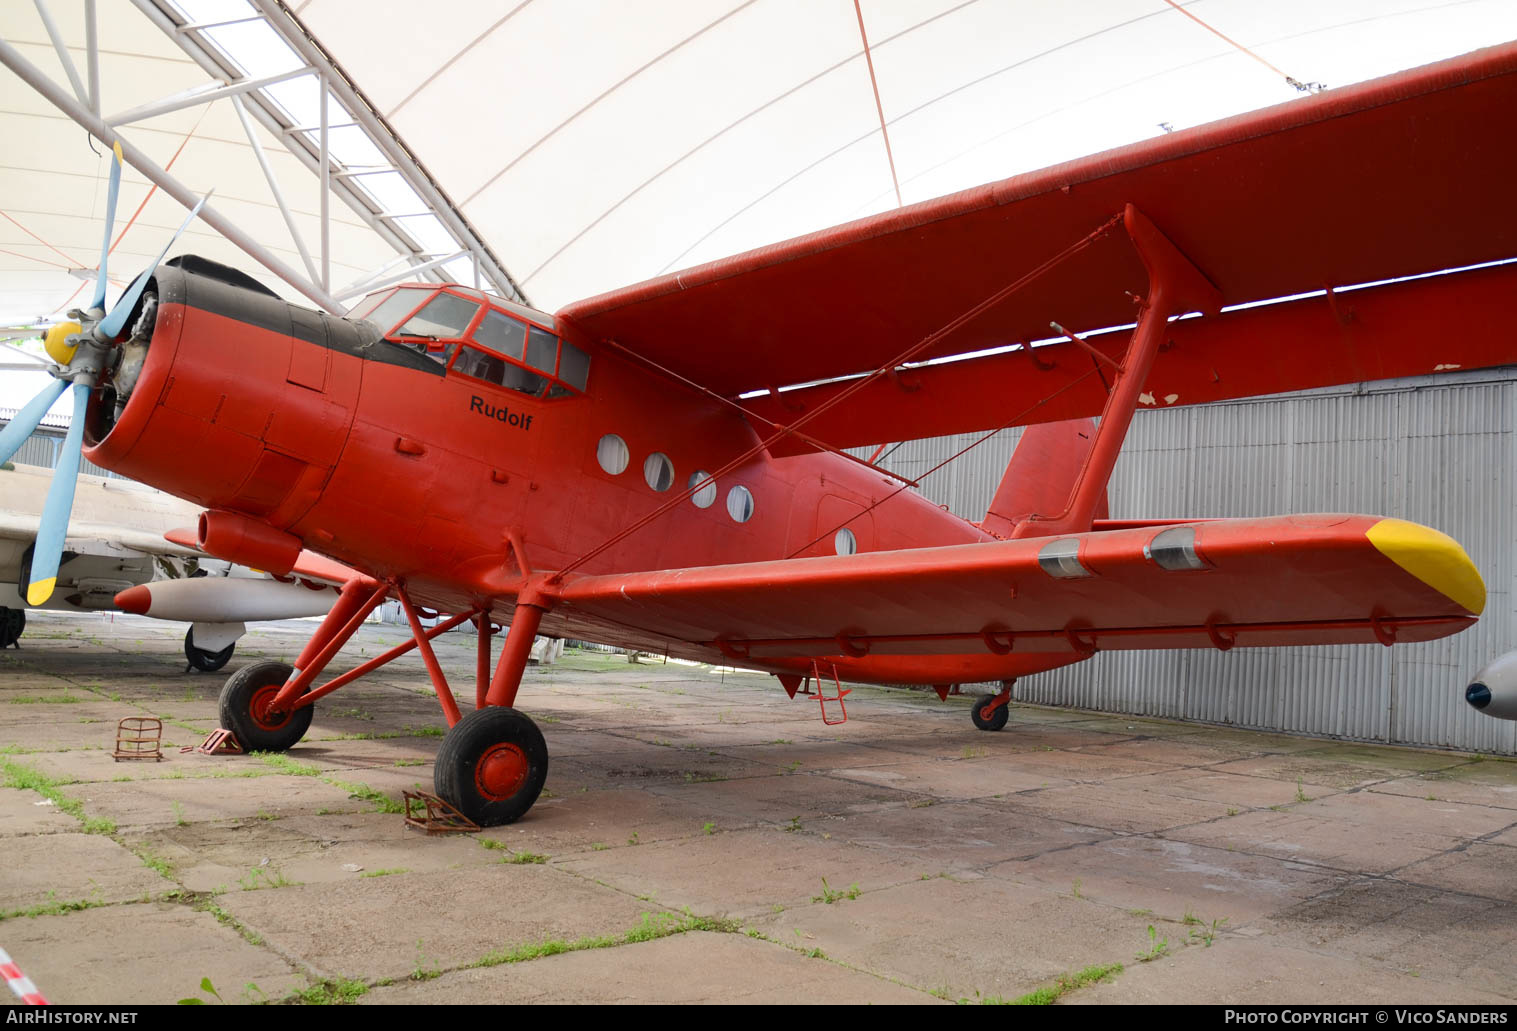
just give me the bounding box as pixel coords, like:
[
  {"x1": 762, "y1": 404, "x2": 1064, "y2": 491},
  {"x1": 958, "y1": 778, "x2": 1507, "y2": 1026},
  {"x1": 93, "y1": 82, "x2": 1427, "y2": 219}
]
[{"x1": 0, "y1": 609, "x2": 1511, "y2": 1005}]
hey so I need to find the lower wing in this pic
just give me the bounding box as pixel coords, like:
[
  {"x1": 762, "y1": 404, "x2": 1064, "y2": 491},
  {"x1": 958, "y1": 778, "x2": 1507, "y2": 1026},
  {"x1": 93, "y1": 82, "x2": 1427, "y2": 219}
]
[{"x1": 552, "y1": 515, "x2": 1483, "y2": 660}]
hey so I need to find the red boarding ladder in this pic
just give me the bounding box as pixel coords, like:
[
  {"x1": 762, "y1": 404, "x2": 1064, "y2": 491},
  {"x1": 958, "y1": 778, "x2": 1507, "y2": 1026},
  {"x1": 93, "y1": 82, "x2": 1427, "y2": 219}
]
[{"x1": 809, "y1": 661, "x2": 851, "y2": 725}]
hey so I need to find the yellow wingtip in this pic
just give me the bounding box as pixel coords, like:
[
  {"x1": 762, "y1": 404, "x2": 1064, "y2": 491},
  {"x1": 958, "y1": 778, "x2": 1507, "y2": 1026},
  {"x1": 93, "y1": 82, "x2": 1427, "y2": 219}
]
[
  {"x1": 1366, "y1": 518, "x2": 1486, "y2": 615},
  {"x1": 26, "y1": 578, "x2": 56, "y2": 607}
]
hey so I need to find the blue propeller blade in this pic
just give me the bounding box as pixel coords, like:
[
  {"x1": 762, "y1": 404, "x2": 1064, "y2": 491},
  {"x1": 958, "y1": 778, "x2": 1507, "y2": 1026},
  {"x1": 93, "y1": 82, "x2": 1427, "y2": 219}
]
[
  {"x1": 0, "y1": 377, "x2": 67, "y2": 466},
  {"x1": 26, "y1": 382, "x2": 90, "y2": 606},
  {"x1": 98, "y1": 189, "x2": 212, "y2": 341},
  {"x1": 90, "y1": 142, "x2": 124, "y2": 313}
]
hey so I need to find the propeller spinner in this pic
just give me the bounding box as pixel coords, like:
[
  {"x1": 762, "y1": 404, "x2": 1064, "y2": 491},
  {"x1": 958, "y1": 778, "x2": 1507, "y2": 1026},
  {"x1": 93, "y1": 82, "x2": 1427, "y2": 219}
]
[{"x1": 1, "y1": 140, "x2": 210, "y2": 605}]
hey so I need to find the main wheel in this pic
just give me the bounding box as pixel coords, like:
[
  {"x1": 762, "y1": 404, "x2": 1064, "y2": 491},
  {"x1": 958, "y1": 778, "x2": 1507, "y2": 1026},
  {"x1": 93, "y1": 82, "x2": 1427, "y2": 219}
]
[
  {"x1": 435, "y1": 707, "x2": 548, "y2": 827},
  {"x1": 218, "y1": 660, "x2": 313, "y2": 752},
  {"x1": 184, "y1": 628, "x2": 235, "y2": 672},
  {"x1": 0, "y1": 608, "x2": 24, "y2": 648},
  {"x1": 971, "y1": 694, "x2": 1009, "y2": 732}
]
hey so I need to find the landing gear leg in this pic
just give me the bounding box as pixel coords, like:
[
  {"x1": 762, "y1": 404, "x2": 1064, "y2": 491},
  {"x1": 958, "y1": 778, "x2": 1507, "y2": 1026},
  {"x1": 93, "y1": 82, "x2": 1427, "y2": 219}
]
[
  {"x1": 435, "y1": 600, "x2": 551, "y2": 826},
  {"x1": 971, "y1": 681, "x2": 1014, "y2": 732}
]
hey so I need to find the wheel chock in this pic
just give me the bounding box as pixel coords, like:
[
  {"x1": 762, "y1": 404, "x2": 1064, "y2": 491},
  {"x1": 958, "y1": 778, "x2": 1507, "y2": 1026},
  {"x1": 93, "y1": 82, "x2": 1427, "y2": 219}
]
[
  {"x1": 181, "y1": 728, "x2": 243, "y2": 756},
  {"x1": 403, "y1": 790, "x2": 480, "y2": 834},
  {"x1": 113, "y1": 717, "x2": 164, "y2": 762}
]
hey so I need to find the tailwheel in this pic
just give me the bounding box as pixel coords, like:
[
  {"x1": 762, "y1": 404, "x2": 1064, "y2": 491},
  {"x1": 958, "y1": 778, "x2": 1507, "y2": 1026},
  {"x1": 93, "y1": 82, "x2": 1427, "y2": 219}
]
[
  {"x1": 971, "y1": 693, "x2": 1010, "y2": 732},
  {"x1": 184, "y1": 627, "x2": 235, "y2": 672},
  {"x1": 218, "y1": 660, "x2": 313, "y2": 752},
  {"x1": 434, "y1": 707, "x2": 548, "y2": 827}
]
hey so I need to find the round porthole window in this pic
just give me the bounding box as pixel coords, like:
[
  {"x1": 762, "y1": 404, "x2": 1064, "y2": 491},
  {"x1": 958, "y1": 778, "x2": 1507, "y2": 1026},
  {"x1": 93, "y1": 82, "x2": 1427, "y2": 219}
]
[
  {"x1": 834, "y1": 527, "x2": 857, "y2": 555},
  {"x1": 726, "y1": 485, "x2": 754, "y2": 523},
  {"x1": 644, "y1": 451, "x2": 674, "y2": 492},
  {"x1": 689, "y1": 470, "x2": 716, "y2": 508},
  {"x1": 596, "y1": 434, "x2": 629, "y2": 475}
]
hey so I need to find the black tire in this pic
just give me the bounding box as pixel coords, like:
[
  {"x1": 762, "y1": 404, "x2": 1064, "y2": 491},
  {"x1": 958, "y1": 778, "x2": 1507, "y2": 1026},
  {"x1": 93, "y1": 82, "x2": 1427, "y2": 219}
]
[
  {"x1": 0, "y1": 608, "x2": 24, "y2": 648},
  {"x1": 971, "y1": 694, "x2": 1009, "y2": 732},
  {"x1": 184, "y1": 628, "x2": 235, "y2": 672},
  {"x1": 435, "y1": 707, "x2": 549, "y2": 827},
  {"x1": 218, "y1": 660, "x2": 312, "y2": 752}
]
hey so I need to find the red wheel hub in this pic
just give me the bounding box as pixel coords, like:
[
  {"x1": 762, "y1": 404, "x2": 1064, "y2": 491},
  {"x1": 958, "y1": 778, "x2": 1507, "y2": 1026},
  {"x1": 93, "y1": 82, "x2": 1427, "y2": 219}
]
[
  {"x1": 248, "y1": 684, "x2": 294, "y2": 731},
  {"x1": 475, "y1": 743, "x2": 529, "y2": 801}
]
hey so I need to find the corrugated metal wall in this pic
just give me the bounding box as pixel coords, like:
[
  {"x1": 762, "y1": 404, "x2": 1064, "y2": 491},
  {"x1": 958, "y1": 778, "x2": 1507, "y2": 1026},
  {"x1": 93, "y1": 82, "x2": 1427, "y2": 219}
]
[{"x1": 864, "y1": 368, "x2": 1517, "y2": 755}]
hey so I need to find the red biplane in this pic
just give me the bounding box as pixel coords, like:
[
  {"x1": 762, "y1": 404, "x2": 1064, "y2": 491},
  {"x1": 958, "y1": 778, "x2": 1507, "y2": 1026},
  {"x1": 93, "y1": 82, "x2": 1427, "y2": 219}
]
[{"x1": 6, "y1": 44, "x2": 1514, "y2": 825}]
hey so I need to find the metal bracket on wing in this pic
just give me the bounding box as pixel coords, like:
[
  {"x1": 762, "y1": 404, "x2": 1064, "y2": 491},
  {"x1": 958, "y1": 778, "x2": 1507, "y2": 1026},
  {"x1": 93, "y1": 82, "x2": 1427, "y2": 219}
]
[{"x1": 1013, "y1": 205, "x2": 1223, "y2": 540}]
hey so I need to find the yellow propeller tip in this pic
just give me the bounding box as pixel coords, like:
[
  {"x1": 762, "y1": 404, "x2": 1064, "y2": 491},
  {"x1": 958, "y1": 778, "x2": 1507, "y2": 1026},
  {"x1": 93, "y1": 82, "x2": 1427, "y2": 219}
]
[
  {"x1": 112, "y1": 140, "x2": 123, "y2": 162},
  {"x1": 26, "y1": 578, "x2": 56, "y2": 607}
]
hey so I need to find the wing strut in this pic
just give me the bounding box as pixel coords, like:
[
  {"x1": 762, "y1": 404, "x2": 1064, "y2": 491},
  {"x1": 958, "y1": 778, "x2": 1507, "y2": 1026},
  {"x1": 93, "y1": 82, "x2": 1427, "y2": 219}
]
[{"x1": 1012, "y1": 204, "x2": 1221, "y2": 539}]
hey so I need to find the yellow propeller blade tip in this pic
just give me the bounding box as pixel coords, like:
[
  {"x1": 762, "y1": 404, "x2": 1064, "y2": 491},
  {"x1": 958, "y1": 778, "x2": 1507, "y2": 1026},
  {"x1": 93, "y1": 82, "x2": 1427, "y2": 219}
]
[
  {"x1": 26, "y1": 578, "x2": 56, "y2": 607},
  {"x1": 1365, "y1": 518, "x2": 1486, "y2": 615},
  {"x1": 112, "y1": 140, "x2": 123, "y2": 162}
]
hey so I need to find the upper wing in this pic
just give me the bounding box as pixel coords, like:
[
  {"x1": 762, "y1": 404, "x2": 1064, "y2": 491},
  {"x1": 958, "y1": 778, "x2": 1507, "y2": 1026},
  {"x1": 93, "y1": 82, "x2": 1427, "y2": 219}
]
[
  {"x1": 559, "y1": 43, "x2": 1517, "y2": 441},
  {"x1": 550, "y1": 516, "x2": 1483, "y2": 659}
]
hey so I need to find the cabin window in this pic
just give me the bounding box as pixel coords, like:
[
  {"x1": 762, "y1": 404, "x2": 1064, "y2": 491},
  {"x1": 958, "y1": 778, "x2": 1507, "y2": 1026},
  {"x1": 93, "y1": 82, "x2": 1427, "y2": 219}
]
[
  {"x1": 644, "y1": 452, "x2": 674, "y2": 492},
  {"x1": 834, "y1": 527, "x2": 857, "y2": 555},
  {"x1": 597, "y1": 434, "x2": 629, "y2": 475},
  {"x1": 727, "y1": 485, "x2": 754, "y2": 523},
  {"x1": 395, "y1": 292, "x2": 479, "y2": 340},
  {"x1": 689, "y1": 471, "x2": 716, "y2": 509}
]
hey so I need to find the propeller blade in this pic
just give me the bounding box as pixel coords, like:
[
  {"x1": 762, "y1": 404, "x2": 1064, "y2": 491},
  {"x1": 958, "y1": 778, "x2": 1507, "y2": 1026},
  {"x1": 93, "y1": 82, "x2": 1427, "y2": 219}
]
[
  {"x1": 26, "y1": 382, "x2": 90, "y2": 606},
  {"x1": 0, "y1": 377, "x2": 68, "y2": 466},
  {"x1": 89, "y1": 141, "x2": 124, "y2": 313},
  {"x1": 98, "y1": 189, "x2": 213, "y2": 341}
]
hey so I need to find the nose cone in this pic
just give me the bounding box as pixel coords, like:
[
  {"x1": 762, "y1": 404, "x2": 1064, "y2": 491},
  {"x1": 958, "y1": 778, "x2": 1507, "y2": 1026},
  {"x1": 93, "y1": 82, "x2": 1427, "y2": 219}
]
[
  {"x1": 1365, "y1": 518, "x2": 1486, "y2": 615},
  {"x1": 1465, "y1": 682, "x2": 1492, "y2": 711},
  {"x1": 114, "y1": 584, "x2": 151, "y2": 615}
]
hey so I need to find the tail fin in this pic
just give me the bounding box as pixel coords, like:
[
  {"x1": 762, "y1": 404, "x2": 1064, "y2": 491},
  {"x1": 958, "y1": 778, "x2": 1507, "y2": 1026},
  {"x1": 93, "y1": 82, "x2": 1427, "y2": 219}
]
[{"x1": 980, "y1": 418, "x2": 1108, "y2": 538}]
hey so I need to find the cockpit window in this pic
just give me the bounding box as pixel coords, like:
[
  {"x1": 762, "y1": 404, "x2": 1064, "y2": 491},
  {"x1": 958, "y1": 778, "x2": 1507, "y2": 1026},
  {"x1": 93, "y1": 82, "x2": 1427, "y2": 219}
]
[
  {"x1": 526, "y1": 325, "x2": 558, "y2": 374},
  {"x1": 558, "y1": 341, "x2": 590, "y2": 392},
  {"x1": 395, "y1": 292, "x2": 480, "y2": 340},
  {"x1": 453, "y1": 345, "x2": 547, "y2": 396},
  {"x1": 347, "y1": 289, "x2": 394, "y2": 320},
  {"x1": 473, "y1": 310, "x2": 527, "y2": 362},
  {"x1": 361, "y1": 288, "x2": 430, "y2": 333}
]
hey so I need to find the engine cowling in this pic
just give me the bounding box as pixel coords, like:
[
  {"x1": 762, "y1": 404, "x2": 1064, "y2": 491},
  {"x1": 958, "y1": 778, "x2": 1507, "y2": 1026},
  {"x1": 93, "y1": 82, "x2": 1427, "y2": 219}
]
[{"x1": 1466, "y1": 652, "x2": 1517, "y2": 720}]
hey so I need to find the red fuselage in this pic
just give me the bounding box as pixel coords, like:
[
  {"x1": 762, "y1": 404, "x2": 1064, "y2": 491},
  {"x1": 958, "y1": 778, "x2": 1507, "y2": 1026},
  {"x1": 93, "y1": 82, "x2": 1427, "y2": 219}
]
[{"x1": 84, "y1": 262, "x2": 1075, "y2": 685}]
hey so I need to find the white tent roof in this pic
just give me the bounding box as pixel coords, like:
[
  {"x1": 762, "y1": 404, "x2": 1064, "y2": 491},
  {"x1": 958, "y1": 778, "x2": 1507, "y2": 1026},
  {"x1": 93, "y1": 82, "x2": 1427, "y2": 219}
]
[{"x1": 2, "y1": 0, "x2": 1515, "y2": 332}]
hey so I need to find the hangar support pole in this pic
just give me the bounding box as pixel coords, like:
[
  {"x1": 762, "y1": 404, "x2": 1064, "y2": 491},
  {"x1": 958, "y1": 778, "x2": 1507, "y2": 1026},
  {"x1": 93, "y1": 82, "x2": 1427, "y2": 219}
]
[{"x1": 0, "y1": 37, "x2": 342, "y2": 314}]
